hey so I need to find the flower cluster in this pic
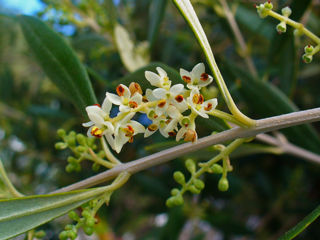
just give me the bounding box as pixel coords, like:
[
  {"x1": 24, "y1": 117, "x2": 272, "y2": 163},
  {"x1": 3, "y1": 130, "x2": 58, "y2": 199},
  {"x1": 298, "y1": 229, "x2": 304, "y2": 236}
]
[{"x1": 83, "y1": 63, "x2": 217, "y2": 153}]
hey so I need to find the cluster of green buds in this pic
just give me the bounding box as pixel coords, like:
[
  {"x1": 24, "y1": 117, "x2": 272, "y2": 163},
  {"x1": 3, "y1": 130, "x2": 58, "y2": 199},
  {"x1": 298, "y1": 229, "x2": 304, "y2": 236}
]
[
  {"x1": 59, "y1": 199, "x2": 99, "y2": 239},
  {"x1": 55, "y1": 129, "x2": 105, "y2": 173},
  {"x1": 256, "y1": 1, "x2": 320, "y2": 63}
]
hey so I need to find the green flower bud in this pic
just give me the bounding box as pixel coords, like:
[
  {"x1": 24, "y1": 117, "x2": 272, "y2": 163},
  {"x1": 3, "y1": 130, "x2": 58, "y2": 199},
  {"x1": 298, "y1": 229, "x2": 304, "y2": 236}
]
[
  {"x1": 86, "y1": 218, "x2": 96, "y2": 227},
  {"x1": 281, "y1": 6, "x2": 292, "y2": 17},
  {"x1": 66, "y1": 137, "x2": 76, "y2": 147},
  {"x1": 185, "y1": 159, "x2": 196, "y2": 173},
  {"x1": 304, "y1": 45, "x2": 314, "y2": 54},
  {"x1": 302, "y1": 54, "x2": 313, "y2": 63},
  {"x1": 172, "y1": 195, "x2": 184, "y2": 206},
  {"x1": 59, "y1": 231, "x2": 68, "y2": 240},
  {"x1": 173, "y1": 171, "x2": 185, "y2": 185},
  {"x1": 218, "y1": 178, "x2": 229, "y2": 192},
  {"x1": 76, "y1": 146, "x2": 86, "y2": 153},
  {"x1": 201, "y1": 86, "x2": 218, "y2": 100},
  {"x1": 55, "y1": 142, "x2": 67, "y2": 150},
  {"x1": 84, "y1": 226, "x2": 94, "y2": 235},
  {"x1": 276, "y1": 22, "x2": 286, "y2": 33},
  {"x1": 67, "y1": 156, "x2": 77, "y2": 163},
  {"x1": 76, "y1": 134, "x2": 86, "y2": 145},
  {"x1": 57, "y1": 129, "x2": 66, "y2": 138},
  {"x1": 65, "y1": 224, "x2": 73, "y2": 230},
  {"x1": 68, "y1": 211, "x2": 79, "y2": 221},
  {"x1": 211, "y1": 164, "x2": 223, "y2": 174},
  {"x1": 82, "y1": 210, "x2": 91, "y2": 219},
  {"x1": 171, "y1": 188, "x2": 180, "y2": 196},
  {"x1": 264, "y1": 1, "x2": 273, "y2": 10},
  {"x1": 193, "y1": 179, "x2": 205, "y2": 190},
  {"x1": 189, "y1": 185, "x2": 201, "y2": 194},
  {"x1": 66, "y1": 164, "x2": 74, "y2": 173},
  {"x1": 256, "y1": 4, "x2": 269, "y2": 18},
  {"x1": 92, "y1": 163, "x2": 100, "y2": 171},
  {"x1": 68, "y1": 230, "x2": 77, "y2": 240},
  {"x1": 166, "y1": 197, "x2": 175, "y2": 207},
  {"x1": 35, "y1": 230, "x2": 46, "y2": 238},
  {"x1": 87, "y1": 138, "x2": 95, "y2": 147}
]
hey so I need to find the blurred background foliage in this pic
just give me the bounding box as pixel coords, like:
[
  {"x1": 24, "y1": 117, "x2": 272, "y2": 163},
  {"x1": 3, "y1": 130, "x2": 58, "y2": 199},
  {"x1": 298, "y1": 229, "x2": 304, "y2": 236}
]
[{"x1": 0, "y1": 0, "x2": 319, "y2": 239}]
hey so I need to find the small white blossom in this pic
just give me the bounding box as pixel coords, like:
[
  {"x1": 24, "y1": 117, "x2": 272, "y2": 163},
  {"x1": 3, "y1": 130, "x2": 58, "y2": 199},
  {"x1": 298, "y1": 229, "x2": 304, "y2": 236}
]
[
  {"x1": 145, "y1": 67, "x2": 171, "y2": 89},
  {"x1": 187, "y1": 88, "x2": 217, "y2": 118},
  {"x1": 83, "y1": 97, "x2": 114, "y2": 138},
  {"x1": 107, "y1": 113, "x2": 145, "y2": 153},
  {"x1": 107, "y1": 84, "x2": 142, "y2": 112},
  {"x1": 180, "y1": 63, "x2": 213, "y2": 89}
]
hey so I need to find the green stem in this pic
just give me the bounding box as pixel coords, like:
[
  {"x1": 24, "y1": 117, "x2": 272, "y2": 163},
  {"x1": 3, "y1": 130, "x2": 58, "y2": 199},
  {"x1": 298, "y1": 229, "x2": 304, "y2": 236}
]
[
  {"x1": 267, "y1": 10, "x2": 320, "y2": 45},
  {"x1": 100, "y1": 137, "x2": 121, "y2": 165},
  {"x1": 209, "y1": 109, "x2": 248, "y2": 128},
  {"x1": 86, "y1": 149, "x2": 116, "y2": 169},
  {"x1": 0, "y1": 160, "x2": 24, "y2": 197}
]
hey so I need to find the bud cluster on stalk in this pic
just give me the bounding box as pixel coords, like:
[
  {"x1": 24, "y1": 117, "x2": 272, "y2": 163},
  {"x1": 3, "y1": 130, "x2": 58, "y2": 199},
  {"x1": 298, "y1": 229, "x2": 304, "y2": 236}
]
[{"x1": 82, "y1": 63, "x2": 218, "y2": 153}]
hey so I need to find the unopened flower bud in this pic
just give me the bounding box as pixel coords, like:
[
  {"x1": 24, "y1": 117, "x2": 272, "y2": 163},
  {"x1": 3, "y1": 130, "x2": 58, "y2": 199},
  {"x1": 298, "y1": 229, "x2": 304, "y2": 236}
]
[
  {"x1": 189, "y1": 185, "x2": 201, "y2": 194},
  {"x1": 276, "y1": 22, "x2": 286, "y2": 33},
  {"x1": 184, "y1": 129, "x2": 197, "y2": 142},
  {"x1": 172, "y1": 195, "x2": 184, "y2": 205},
  {"x1": 211, "y1": 164, "x2": 223, "y2": 174},
  {"x1": 281, "y1": 6, "x2": 292, "y2": 17},
  {"x1": 218, "y1": 178, "x2": 229, "y2": 191},
  {"x1": 171, "y1": 188, "x2": 180, "y2": 196},
  {"x1": 68, "y1": 211, "x2": 79, "y2": 221},
  {"x1": 84, "y1": 226, "x2": 94, "y2": 235},
  {"x1": 76, "y1": 134, "x2": 86, "y2": 145},
  {"x1": 57, "y1": 129, "x2": 66, "y2": 138},
  {"x1": 264, "y1": 1, "x2": 273, "y2": 10},
  {"x1": 304, "y1": 45, "x2": 314, "y2": 54},
  {"x1": 193, "y1": 179, "x2": 205, "y2": 190},
  {"x1": 302, "y1": 54, "x2": 313, "y2": 63},
  {"x1": 185, "y1": 159, "x2": 196, "y2": 173},
  {"x1": 55, "y1": 142, "x2": 67, "y2": 150},
  {"x1": 173, "y1": 171, "x2": 185, "y2": 185},
  {"x1": 166, "y1": 197, "x2": 175, "y2": 207},
  {"x1": 129, "y1": 82, "x2": 143, "y2": 95},
  {"x1": 256, "y1": 4, "x2": 269, "y2": 18}
]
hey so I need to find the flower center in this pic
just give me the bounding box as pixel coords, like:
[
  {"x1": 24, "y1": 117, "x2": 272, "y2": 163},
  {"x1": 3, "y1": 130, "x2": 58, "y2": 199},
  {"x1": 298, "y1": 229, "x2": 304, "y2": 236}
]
[
  {"x1": 192, "y1": 93, "x2": 204, "y2": 104},
  {"x1": 123, "y1": 125, "x2": 135, "y2": 137},
  {"x1": 147, "y1": 124, "x2": 158, "y2": 131},
  {"x1": 182, "y1": 75, "x2": 191, "y2": 83},
  {"x1": 129, "y1": 101, "x2": 138, "y2": 108},
  {"x1": 175, "y1": 95, "x2": 184, "y2": 103},
  {"x1": 200, "y1": 73, "x2": 209, "y2": 81},
  {"x1": 116, "y1": 85, "x2": 125, "y2": 96},
  {"x1": 158, "y1": 99, "x2": 167, "y2": 108},
  {"x1": 91, "y1": 126, "x2": 102, "y2": 138}
]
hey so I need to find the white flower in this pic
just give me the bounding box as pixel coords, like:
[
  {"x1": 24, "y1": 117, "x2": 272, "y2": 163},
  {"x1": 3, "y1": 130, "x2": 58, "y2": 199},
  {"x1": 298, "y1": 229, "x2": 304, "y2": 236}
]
[
  {"x1": 145, "y1": 67, "x2": 171, "y2": 90},
  {"x1": 187, "y1": 88, "x2": 217, "y2": 118},
  {"x1": 83, "y1": 97, "x2": 114, "y2": 138},
  {"x1": 180, "y1": 63, "x2": 213, "y2": 89},
  {"x1": 152, "y1": 84, "x2": 188, "y2": 114},
  {"x1": 107, "y1": 113, "x2": 145, "y2": 153},
  {"x1": 107, "y1": 84, "x2": 142, "y2": 112}
]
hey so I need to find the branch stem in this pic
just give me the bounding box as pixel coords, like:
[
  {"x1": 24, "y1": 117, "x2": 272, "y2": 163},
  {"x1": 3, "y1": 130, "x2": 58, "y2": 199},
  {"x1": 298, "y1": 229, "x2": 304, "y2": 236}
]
[{"x1": 52, "y1": 107, "x2": 320, "y2": 193}]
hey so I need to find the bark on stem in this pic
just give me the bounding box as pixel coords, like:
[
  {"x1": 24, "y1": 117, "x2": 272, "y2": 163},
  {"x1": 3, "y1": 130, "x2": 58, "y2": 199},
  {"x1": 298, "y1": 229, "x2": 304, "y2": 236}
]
[{"x1": 53, "y1": 108, "x2": 320, "y2": 193}]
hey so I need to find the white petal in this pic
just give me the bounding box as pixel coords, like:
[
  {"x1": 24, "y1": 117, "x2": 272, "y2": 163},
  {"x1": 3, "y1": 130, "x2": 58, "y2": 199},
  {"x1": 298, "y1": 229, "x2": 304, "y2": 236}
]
[
  {"x1": 88, "y1": 112, "x2": 105, "y2": 125},
  {"x1": 86, "y1": 106, "x2": 105, "y2": 117},
  {"x1": 191, "y1": 62, "x2": 205, "y2": 79},
  {"x1": 131, "y1": 93, "x2": 143, "y2": 104},
  {"x1": 198, "y1": 75, "x2": 213, "y2": 88},
  {"x1": 105, "y1": 134, "x2": 115, "y2": 150},
  {"x1": 167, "y1": 105, "x2": 181, "y2": 119},
  {"x1": 170, "y1": 84, "x2": 184, "y2": 95},
  {"x1": 180, "y1": 68, "x2": 191, "y2": 78},
  {"x1": 173, "y1": 100, "x2": 188, "y2": 113},
  {"x1": 129, "y1": 120, "x2": 145, "y2": 134},
  {"x1": 176, "y1": 127, "x2": 187, "y2": 141},
  {"x1": 156, "y1": 67, "x2": 167, "y2": 78},
  {"x1": 82, "y1": 121, "x2": 93, "y2": 127},
  {"x1": 102, "y1": 95, "x2": 112, "y2": 114},
  {"x1": 164, "y1": 119, "x2": 178, "y2": 132},
  {"x1": 145, "y1": 71, "x2": 161, "y2": 87},
  {"x1": 152, "y1": 88, "x2": 167, "y2": 99},
  {"x1": 106, "y1": 93, "x2": 122, "y2": 105},
  {"x1": 144, "y1": 128, "x2": 157, "y2": 138},
  {"x1": 159, "y1": 128, "x2": 169, "y2": 138},
  {"x1": 146, "y1": 89, "x2": 157, "y2": 101},
  {"x1": 119, "y1": 105, "x2": 131, "y2": 112},
  {"x1": 114, "y1": 133, "x2": 128, "y2": 153},
  {"x1": 86, "y1": 126, "x2": 94, "y2": 138},
  {"x1": 203, "y1": 98, "x2": 218, "y2": 112},
  {"x1": 104, "y1": 121, "x2": 115, "y2": 133}
]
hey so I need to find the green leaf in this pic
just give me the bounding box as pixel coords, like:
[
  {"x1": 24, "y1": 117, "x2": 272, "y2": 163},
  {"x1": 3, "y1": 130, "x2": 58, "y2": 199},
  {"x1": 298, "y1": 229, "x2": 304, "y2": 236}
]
[
  {"x1": 278, "y1": 204, "x2": 320, "y2": 240},
  {"x1": 114, "y1": 24, "x2": 150, "y2": 72},
  {"x1": 224, "y1": 61, "x2": 320, "y2": 153},
  {"x1": 148, "y1": 0, "x2": 168, "y2": 49},
  {"x1": 18, "y1": 15, "x2": 97, "y2": 116},
  {"x1": 0, "y1": 187, "x2": 107, "y2": 239}
]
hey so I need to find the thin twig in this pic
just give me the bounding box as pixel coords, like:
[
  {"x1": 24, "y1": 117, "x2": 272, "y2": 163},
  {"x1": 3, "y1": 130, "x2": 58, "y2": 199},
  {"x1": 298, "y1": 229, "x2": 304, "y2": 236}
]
[
  {"x1": 52, "y1": 108, "x2": 320, "y2": 193},
  {"x1": 256, "y1": 133, "x2": 320, "y2": 164}
]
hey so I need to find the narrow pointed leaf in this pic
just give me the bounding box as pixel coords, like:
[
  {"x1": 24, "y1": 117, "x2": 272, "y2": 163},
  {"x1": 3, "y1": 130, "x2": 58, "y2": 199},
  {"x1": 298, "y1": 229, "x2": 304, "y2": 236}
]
[
  {"x1": 0, "y1": 187, "x2": 106, "y2": 239},
  {"x1": 18, "y1": 15, "x2": 97, "y2": 116}
]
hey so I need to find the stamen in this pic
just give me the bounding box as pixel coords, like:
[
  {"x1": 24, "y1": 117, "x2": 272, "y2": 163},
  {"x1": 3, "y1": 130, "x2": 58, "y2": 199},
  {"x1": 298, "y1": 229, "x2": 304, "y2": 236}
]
[
  {"x1": 116, "y1": 85, "x2": 125, "y2": 96},
  {"x1": 158, "y1": 99, "x2": 167, "y2": 108},
  {"x1": 192, "y1": 94, "x2": 204, "y2": 104},
  {"x1": 128, "y1": 136, "x2": 134, "y2": 143},
  {"x1": 200, "y1": 73, "x2": 209, "y2": 81},
  {"x1": 129, "y1": 82, "x2": 142, "y2": 95},
  {"x1": 204, "y1": 103, "x2": 213, "y2": 111},
  {"x1": 129, "y1": 101, "x2": 138, "y2": 108},
  {"x1": 168, "y1": 131, "x2": 177, "y2": 137},
  {"x1": 182, "y1": 75, "x2": 191, "y2": 83},
  {"x1": 147, "y1": 124, "x2": 158, "y2": 131},
  {"x1": 175, "y1": 95, "x2": 184, "y2": 103},
  {"x1": 93, "y1": 104, "x2": 101, "y2": 108},
  {"x1": 91, "y1": 126, "x2": 102, "y2": 138}
]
